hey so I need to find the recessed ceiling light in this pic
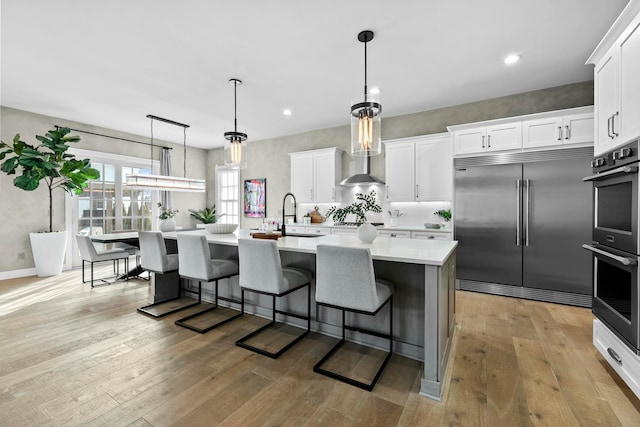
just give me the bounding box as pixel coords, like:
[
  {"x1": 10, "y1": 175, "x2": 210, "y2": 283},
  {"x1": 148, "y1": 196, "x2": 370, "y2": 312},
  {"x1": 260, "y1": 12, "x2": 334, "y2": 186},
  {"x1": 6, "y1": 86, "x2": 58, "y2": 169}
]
[
  {"x1": 370, "y1": 87, "x2": 380, "y2": 95},
  {"x1": 283, "y1": 109, "x2": 292, "y2": 116},
  {"x1": 504, "y1": 54, "x2": 520, "y2": 64}
]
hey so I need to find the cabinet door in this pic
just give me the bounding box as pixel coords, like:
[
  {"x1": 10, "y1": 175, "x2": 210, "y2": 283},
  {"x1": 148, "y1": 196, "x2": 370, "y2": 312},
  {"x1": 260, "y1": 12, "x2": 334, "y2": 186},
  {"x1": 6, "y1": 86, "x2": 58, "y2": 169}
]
[
  {"x1": 453, "y1": 128, "x2": 486, "y2": 155},
  {"x1": 594, "y1": 49, "x2": 618, "y2": 156},
  {"x1": 564, "y1": 113, "x2": 594, "y2": 144},
  {"x1": 415, "y1": 137, "x2": 452, "y2": 201},
  {"x1": 385, "y1": 142, "x2": 416, "y2": 201},
  {"x1": 619, "y1": 16, "x2": 640, "y2": 144},
  {"x1": 522, "y1": 116, "x2": 564, "y2": 149},
  {"x1": 290, "y1": 154, "x2": 314, "y2": 203},
  {"x1": 313, "y1": 151, "x2": 336, "y2": 202},
  {"x1": 486, "y1": 122, "x2": 522, "y2": 152}
]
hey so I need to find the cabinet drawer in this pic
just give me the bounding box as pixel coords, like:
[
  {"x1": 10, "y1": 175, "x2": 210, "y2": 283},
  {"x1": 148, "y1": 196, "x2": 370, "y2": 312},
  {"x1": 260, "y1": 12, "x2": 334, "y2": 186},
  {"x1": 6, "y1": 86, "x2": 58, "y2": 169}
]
[
  {"x1": 411, "y1": 231, "x2": 451, "y2": 240},
  {"x1": 378, "y1": 230, "x2": 411, "y2": 239},
  {"x1": 593, "y1": 319, "x2": 640, "y2": 399},
  {"x1": 331, "y1": 227, "x2": 357, "y2": 235},
  {"x1": 286, "y1": 226, "x2": 306, "y2": 234},
  {"x1": 307, "y1": 227, "x2": 330, "y2": 235}
]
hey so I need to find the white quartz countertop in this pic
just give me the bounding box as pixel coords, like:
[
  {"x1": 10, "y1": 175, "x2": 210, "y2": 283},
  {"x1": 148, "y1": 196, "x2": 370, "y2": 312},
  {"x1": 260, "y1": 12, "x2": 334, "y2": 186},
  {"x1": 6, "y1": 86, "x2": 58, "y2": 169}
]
[{"x1": 164, "y1": 229, "x2": 457, "y2": 266}]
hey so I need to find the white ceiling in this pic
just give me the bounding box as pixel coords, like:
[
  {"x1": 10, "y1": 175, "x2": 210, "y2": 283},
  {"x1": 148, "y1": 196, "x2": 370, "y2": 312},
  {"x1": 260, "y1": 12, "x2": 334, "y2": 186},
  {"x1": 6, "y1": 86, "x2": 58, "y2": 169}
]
[{"x1": 0, "y1": 0, "x2": 630, "y2": 149}]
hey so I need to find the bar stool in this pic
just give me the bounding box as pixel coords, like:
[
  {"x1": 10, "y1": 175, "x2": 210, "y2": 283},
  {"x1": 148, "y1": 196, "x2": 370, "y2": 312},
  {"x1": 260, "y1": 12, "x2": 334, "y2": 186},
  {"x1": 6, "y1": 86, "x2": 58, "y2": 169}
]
[
  {"x1": 235, "y1": 238, "x2": 312, "y2": 358},
  {"x1": 137, "y1": 231, "x2": 199, "y2": 317},
  {"x1": 174, "y1": 233, "x2": 241, "y2": 333},
  {"x1": 76, "y1": 235, "x2": 130, "y2": 287},
  {"x1": 314, "y1": 244, "x2": 393, "y2": 391}
]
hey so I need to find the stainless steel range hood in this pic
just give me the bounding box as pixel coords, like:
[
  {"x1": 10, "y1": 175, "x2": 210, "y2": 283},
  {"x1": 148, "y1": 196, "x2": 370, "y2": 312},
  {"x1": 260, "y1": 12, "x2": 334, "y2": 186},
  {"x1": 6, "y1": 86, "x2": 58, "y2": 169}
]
[{"x1": 339, "y1": 154, "x2": 385, "y2": 186}]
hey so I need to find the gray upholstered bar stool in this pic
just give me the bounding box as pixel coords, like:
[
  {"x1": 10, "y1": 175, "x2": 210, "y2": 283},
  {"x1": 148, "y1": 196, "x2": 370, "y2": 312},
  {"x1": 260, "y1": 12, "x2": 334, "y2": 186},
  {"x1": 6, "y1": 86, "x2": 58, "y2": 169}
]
[
  {"x1": 314, "y1": 244, "x2": 393, "y2": 391},
  {"x1": 137, "y1": 231, "x2": 199, "y2": 317},
  {"x1": 174, "y1": 233, "x2": 241, "y2": 333},
  {"x1": 235, "y1": 238, "x2": 312, "y2": 358},
  {"x1": 76, "y1": 234, "x2": 130, "y2": 287}
]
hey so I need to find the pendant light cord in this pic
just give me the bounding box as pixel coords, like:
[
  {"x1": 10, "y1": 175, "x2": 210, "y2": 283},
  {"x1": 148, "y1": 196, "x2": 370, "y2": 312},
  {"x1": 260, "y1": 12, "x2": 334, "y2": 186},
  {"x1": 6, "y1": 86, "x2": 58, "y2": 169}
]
[
  {"x1": 150, "y1": 117, "x2": 154, "y2": 171},
  {"x1": 183, "y1": 127, "x2": 187, "y2": 178},
  {"x1": 234, "y1": 80, "x2": 238, "y2": 133},
  {"x1": 363, "y1": 39, "x2": 368, "y2": 102}
]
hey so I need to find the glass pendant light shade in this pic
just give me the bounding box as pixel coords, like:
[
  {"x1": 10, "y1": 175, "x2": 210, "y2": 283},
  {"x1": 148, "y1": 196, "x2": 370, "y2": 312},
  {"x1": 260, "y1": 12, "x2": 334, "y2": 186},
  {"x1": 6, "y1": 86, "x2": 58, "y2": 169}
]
[
  {"x1": 350, "y1": 96, "x2": 381, "y2": 156},
  {"x1": 223, "y1": 78, "x2": 248, "y2": 169},
  {"x1": 224, "y1": 135, "x2": 247, "y2": 169},
  {"x1": 351, "y1": 30, "x2": 382, "y2": 157}
]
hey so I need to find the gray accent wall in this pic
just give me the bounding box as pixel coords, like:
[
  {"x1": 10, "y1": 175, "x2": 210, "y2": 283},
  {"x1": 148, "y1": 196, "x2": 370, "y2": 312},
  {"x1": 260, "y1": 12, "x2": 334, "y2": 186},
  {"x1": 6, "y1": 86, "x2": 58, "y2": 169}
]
[{"x1": 1, "y1": 81, "x2": 593, "y2": 274}]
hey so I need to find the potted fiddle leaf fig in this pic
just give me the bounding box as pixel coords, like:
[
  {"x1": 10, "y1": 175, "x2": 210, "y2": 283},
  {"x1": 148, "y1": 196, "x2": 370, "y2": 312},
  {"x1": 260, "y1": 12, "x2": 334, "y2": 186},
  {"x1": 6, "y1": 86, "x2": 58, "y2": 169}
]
[{"x1": 0, "y1": 127, "x2": 100, "y2": 276}]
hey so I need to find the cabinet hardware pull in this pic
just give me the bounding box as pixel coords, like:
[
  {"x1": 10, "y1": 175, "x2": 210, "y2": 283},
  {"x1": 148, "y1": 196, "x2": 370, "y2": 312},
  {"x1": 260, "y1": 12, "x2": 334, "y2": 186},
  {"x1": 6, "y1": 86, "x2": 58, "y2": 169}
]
[
  {"x1": 612, "y1": 111, "x2": 619, "y2": 137},
  {"x1": 607, "y1": 347, "x2": 623, "y2": 365},
  {"x1": 332, "y1": 187, "x2": 335, "y2": 201},
  {"x1": 607, "y1": 116, "x2": 613, "y2": 138},
  {"x1": 386, "y1": 185, "x2": 389, "y2": 199},
  {"x1": 481, "y1": 135, "x2": 485, "y2": 149},
  {"x1": 557, "y1": 126, "x2": 562, "y2": 141},
  {"x1": 565, "y1": 125, "x2": 570, "y2": 140},
  {"x1": 487, "y1": 135, "x2": 491, "y2": 148},
  {"x1": 416, "y1": 184, "x2": 419, "y2": 199},
  {"x1": 310, "y1": 188, "x2": 313, "y2": 200}
]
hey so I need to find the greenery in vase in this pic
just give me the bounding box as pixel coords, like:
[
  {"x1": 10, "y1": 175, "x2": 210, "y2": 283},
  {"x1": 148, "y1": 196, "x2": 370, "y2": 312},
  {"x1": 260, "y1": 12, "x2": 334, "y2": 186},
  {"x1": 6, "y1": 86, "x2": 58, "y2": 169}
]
[
  {"x1": 158, "y1": 202, "x2": 178, "y2": 220},
  {"x1": 434, "y1": 209, "x2": 452, "y2": 222},
  {"x1": 326, "y1": 190, "x2": 382, "y2": 225},
  {"x1": 189, "y1": 205, "x2": 224, "y2": 224},
  {"x1": 0, "y1": 127, "x2": 100, "y2": 232}
]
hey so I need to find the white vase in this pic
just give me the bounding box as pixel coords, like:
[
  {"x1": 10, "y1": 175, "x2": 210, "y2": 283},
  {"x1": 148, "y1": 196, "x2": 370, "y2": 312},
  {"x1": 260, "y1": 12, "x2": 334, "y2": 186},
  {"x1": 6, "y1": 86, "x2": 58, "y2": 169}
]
[
  {"x1": 159, "y1": 218, "x2": 176, "y2": 232},
  {"x1": 357, "y1": 222, "x2": 378, "y2": 243},
  {"x1": 29, "y1": 231, "x2": 67, "y2": 277}
]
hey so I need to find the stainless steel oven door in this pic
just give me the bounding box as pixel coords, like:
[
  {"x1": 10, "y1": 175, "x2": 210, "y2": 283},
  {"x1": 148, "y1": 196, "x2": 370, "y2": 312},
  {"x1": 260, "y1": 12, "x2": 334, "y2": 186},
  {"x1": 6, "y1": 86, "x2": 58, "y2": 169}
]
[
  {"x1": 584, "y1": 243, "x2": 640, "y2": 353},
  {"x1": 584, "y1": 165, "x2": 638, "y2": 254}
]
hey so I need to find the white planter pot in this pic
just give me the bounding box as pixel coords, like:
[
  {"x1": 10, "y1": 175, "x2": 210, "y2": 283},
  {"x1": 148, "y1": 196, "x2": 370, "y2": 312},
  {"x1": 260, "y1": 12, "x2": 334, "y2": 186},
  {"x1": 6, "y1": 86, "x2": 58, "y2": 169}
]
[
  {"x1": 29, "y1": 231, "x2": 67, "y2": 277},
  {"x1": 357, "y1": 223, "x2": 378, "y2": 243},
  {"x1": 159, "y1": 218, "x2": 176, "y2": 232}
]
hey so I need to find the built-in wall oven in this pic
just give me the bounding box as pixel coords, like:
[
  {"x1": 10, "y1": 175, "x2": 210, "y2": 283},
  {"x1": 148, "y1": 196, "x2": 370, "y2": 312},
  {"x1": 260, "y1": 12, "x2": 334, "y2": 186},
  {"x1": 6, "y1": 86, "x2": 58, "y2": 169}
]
[{"x1": 583, "y1": 138, "x2": 640, "y2": 355}]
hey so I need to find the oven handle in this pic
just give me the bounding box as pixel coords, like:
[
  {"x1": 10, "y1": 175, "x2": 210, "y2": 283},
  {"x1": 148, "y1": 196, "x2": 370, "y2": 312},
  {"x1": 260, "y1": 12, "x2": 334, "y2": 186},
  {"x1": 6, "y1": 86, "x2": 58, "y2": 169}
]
[
  {"x1": 582, "y1": 166, "x2": 638, "y2": 182},
  {"x1": 582, "y1": 244, "x2": 637, "y2": 266}
]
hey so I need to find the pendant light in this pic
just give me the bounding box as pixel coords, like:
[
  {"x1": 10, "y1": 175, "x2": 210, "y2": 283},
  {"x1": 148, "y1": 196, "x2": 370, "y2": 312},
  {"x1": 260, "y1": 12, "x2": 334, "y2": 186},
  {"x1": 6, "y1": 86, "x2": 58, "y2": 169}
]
[
  {"x1": 125, "y1": 115, "x2": 205, "y2": 192},
  {"x1": 350, "y1": 30, "x2": 382, "y2": 156},
  {"x1": 224, "y1": 78, "x2": 248, "y2": 169}
]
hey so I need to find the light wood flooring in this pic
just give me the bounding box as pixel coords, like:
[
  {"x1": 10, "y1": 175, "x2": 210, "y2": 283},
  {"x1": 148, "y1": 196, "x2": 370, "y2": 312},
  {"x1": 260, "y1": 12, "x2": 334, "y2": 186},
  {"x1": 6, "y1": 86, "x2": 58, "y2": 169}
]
[{"x1": 0, "y1": 267, "x2": 639, "y2": 426}]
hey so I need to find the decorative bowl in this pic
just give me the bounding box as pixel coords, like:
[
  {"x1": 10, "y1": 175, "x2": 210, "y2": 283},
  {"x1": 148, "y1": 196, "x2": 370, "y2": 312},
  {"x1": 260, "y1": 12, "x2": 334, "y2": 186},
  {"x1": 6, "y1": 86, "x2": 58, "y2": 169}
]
[{"x1": 205, "y1": 223, "x2": 238, "y2": 234}]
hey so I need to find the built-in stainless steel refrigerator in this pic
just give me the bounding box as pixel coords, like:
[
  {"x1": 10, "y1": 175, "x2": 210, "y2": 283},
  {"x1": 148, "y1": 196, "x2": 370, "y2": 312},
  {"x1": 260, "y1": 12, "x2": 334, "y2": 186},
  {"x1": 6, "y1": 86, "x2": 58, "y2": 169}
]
[{"x1": 454, "y1": 147, "x2": 593, "y2": 307}]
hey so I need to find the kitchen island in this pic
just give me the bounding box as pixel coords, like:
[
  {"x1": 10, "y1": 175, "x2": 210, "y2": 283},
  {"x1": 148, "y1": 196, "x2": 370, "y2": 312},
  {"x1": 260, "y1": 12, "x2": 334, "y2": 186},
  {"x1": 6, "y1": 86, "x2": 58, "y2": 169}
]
[{"x1": 100, "y1": 229, "x2": 457, "y2": 400}]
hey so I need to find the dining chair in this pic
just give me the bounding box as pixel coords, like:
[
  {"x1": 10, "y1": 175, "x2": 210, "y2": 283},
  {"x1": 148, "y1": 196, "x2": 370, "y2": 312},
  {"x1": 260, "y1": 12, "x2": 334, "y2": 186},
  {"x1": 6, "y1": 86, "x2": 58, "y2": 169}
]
[
  {"x1": 174, "y1": 233, "x2": 241, "y2": 333},
  {"x1": 235, "y1": 238, "x2": 312, "y2": 358},
  {"x1": 314, "y1": 244, "x2": 394, "y2": 391},
  {"x1": 76, "y1": 234, "x2": 130, "y2": 288}
]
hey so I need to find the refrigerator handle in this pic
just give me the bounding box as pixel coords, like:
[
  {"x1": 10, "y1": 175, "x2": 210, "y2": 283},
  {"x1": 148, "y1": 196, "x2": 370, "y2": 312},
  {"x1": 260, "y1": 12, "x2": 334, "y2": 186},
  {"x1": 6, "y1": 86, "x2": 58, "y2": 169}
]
[
  {"x1": 525, "y1": 179, "x2": 530, "y2": 246},
  {"x1": 516, "y1": 179, "x2": 521, "y2": 246}
]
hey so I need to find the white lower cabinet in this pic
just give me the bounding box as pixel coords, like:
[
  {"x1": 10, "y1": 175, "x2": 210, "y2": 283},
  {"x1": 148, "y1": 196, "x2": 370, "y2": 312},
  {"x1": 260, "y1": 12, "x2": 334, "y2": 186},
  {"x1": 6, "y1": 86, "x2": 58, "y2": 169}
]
[
  {"x1": 286, "y1": 225, "x2": 330, "y2": 235},
  {"x1": 593, "y1": 319, "x2": 640, "y2": 399}
]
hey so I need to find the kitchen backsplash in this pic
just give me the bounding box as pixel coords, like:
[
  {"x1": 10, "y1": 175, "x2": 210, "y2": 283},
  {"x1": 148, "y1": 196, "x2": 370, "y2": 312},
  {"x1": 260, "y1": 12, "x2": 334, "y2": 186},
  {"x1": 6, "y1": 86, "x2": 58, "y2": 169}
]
[{"x1": 297, "y1": 186, "x2": 452, "y2": 227}]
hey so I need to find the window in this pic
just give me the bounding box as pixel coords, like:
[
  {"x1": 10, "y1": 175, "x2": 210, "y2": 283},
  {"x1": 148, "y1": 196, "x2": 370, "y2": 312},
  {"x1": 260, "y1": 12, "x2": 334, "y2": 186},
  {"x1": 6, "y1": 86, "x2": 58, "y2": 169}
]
[{"x1": 216, "y1": 167, "x2": 240, "y2": 224}]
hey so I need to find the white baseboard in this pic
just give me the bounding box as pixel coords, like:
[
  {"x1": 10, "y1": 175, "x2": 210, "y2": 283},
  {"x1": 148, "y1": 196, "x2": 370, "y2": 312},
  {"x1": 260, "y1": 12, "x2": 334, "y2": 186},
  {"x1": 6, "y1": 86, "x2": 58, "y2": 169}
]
[{"x1": 0, "y1": 268, "x2": 37, "y2": 281}]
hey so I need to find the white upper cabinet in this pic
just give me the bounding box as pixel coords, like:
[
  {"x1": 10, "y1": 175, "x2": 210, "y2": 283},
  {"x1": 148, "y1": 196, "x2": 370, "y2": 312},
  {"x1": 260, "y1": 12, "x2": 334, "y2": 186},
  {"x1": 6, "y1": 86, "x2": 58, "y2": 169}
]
[
  {"x1": 290, "y1": 147, "x2": 342, "y2": 203},
  {"x1": 588, "y1": 2, "x2": 640, "y2": 156},
  {"x1": 385, "y1": 133, "x2": 452, "y2": 202},
  {"x1": 522, "y1": 109, "x2": 594, "y2": 149},
  {"x1": 452, "y1": 121, "x2": 522, "y2": 155},
  {"x1": 449, "y1": 106, "x2": 594, "y2": 157}
]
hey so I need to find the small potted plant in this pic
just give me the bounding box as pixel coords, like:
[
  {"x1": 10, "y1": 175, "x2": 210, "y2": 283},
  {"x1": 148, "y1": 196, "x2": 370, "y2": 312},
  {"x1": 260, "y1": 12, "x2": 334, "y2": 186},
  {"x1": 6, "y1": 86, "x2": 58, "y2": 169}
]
[
  {"x1": 158, "y1": 202, "x2": 178, "y2": 232},
  {"x1": 434, "y1": 209, "x2": 452, "y2": 227},
  {"x1": 189, "y1": 205, "x2": 223, "y2": 227},
  {"x1": 326, "y1": 190, "x2": 382, "y2": 242}
]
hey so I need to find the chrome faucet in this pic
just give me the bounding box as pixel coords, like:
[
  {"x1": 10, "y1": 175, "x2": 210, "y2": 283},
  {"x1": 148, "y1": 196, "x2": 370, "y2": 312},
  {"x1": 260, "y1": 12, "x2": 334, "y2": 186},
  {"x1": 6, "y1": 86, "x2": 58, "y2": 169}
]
[{"x1": 281, "y1": 192, "x2": 297, "y2": 237}]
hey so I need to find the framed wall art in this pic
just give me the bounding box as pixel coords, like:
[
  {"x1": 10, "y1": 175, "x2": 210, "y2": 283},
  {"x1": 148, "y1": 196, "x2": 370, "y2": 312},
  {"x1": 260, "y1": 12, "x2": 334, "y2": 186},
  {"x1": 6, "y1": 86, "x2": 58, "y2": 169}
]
[{"x1": 244, "y1": 178, "x2": 266, "y2": 218}]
